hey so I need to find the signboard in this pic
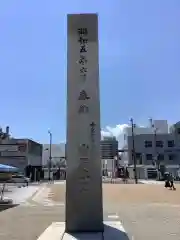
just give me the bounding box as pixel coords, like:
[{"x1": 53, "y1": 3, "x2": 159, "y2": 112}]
[{"x1": 0, "y1": 145, "x2": 19, "y2": 152}]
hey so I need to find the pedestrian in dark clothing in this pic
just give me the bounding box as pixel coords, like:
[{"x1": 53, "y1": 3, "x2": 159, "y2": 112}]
[
  {"x1": 164, "y1": 172, "x2": 170, "y2": 188},
  {"x1": 165, "y1": 179, "x2": 170, "y2": 188},
  {"x1": 169, "y1": 173, "x2": 176, "y2": 190},
  {"x1": 126, "y1": 168, "x2": 129, "y2": 179},
  {"x1": 165, "y1": 173, "x2": 176, "y2": 190}
]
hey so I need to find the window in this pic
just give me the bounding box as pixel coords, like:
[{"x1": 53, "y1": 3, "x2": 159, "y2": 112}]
[
  {"x1": 157, "y1": 154, "x2": 164, "y2": 161},
  {"x1": 135, "y1": 153, "x2": 141, "y2": 159},
  {"x1": 168, "y1": 154, "x2": 175, "y2": 160},
  {"x1": 144, "y1": 141, "x2": 152, "y2": 148},
  {"x1": 146, "y1": 154, "x2": 153, "y2": 160},
  {"x1": 156, "y1": 141, "x2": 163, "y2": 148},
  {"x1": 168, "y1": 140, "x2": 174, "y2": 148},
  {"x1": 139, "y1": 158, "x2": 142, "y2": 165},
  {"x1": 136, "y1": 153, "x2": 142, "y2": 164},
  {"x1": 178, "y1": 128, "x2": 180, "y2": 134}
]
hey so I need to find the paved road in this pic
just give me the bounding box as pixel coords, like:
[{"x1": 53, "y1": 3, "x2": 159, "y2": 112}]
[
  {"x1": 1, "y1": 203, "x2": 180, "y2": 240},
  {"x1": 0, "y1": 182, "x2": 180, "y2": 239},
  {"x1": 40, "y1": 182, "x2": 180, "y2": 239},
  {"x1": 104, "y1": 202, "x2": 180, "y2": 240}
]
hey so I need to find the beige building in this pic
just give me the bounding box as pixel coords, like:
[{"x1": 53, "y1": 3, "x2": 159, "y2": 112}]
[{"x1": 0, "y1": 138, "x2": 42, "y2": 171}]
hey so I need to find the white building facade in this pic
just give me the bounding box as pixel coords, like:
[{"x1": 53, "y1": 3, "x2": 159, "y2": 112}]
[{"x1": 42, "y1": 143, "x2": 66, "y2": 166}]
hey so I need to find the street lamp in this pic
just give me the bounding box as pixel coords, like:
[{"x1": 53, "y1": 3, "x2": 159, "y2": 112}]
[
  {"x1": 48, "y1": 130, "x2": 52, "y2": 181},
  {"x1": 130, "y1": 118, "x2": 138, "y2": 184}
]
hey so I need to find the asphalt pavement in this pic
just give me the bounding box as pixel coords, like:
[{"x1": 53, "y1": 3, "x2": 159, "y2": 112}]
[{"x1": 0, "y1": 181, "x2": 180, "y2": 239}]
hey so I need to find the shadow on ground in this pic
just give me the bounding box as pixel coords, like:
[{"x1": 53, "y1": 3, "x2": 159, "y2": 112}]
[
  {"x1": 65, "y1": 223, "x2": 129, "y2": 239},
  {"x1": 0, "y1": 204, "x2": 19, "y2": 212},
  {"x1": 103, "y1": 223, "x2": 129, "y2": 240}
]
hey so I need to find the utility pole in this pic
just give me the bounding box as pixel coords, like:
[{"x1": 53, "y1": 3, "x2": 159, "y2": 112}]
[
  {"x1": 153, "y1": 127, "x2": 160, "y2": 180},
  {"x1": 48, "y1": 130, "x2": 52, "y2": 181},
  {"x1": 150, "y1": 118, "x2": 159, "y2": 179},
  {"x1": 130, "y1": 118, "x2": 138, "y2": 184}
]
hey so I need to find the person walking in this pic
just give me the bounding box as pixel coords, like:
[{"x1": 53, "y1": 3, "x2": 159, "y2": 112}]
[
  {"x1": 169, "y1": 173, "x2": 176, "y2": 190},
  {"x1": 164, "y1": 172, "x2": 170, "y2": 188}
]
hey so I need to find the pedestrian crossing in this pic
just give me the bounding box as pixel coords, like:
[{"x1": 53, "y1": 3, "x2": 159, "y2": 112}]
[
  {"x1": 19, "y1": 200, "x2": 65, "y2": 207},
  {"x1": 19, "y1": 185, "x2": 65, "y2": 207}
]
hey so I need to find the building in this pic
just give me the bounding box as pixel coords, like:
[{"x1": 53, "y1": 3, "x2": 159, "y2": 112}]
[
  {"x1": 124, "y1": 119, "x2": 168, "y2": 137},
  {"x1": 127, "y1": 133, "x2": 179, "y2": 165},
  {"x1": 42, "y1": 143, "x2": 66, "y2": 167},
  {"x1": 0, "y1": 126, "x2": 43, "y2": 180},
  {"x1": 124, "y1": 121, "x2": 180, "y2": 179},
  {"x1": 0, "y1": 138, "x2": 43, "y2": 180},
  {"x1": 101, "y1": 137, "x2": 118, "y2": 159},
  {"x1": 150, "y1": 119, "x2": 169, "y2": 133},
  {"x1": 101, "y1": 137, "x2": 118, "y2": 174}
]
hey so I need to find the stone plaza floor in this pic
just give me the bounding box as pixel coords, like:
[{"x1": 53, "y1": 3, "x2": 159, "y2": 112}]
[{"x1": 0, "y1": 182, "x2": 180, "y2": 239}]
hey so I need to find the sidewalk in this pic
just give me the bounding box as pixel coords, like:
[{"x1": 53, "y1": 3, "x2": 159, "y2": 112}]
[
  {"x1": 3, "y1": 184, "x2": 41, "y2": 204},
  {"x1": 139, "y1": 180, "x2": 164, "y2": 184},
  {"x1": 0, "y1": 183, "x2": 64, "y2": 240}
]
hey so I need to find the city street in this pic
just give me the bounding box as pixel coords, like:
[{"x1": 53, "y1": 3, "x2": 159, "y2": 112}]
[{"x1": 0, "y1": 182, "x2": 180, "y2": 239}]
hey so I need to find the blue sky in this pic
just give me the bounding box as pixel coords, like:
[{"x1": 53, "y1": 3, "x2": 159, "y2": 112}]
[{"x1": 0, "y1": 1, "x2": 180, "y2": 144}]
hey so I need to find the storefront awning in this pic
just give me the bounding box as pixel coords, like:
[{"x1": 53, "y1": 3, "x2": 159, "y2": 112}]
[{"x1": 0, "y1": 164, "x2": 18, "y2": 172}]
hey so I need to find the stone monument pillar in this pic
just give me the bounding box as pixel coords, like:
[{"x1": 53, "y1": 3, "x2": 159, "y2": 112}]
[{"x1": 66, "y1": 13, "x2": 103, "y2": 233}]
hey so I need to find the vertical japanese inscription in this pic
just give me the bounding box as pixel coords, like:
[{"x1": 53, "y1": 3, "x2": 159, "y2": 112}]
[
  {"x1": 77, "y1": 28, "x2": 89, "y2": 115},
  {"x1": 78, "y1": 143, "x2": 90, "y2": 193},
  {"x1": 77, "y1": 28, "x2": 90, "y2": 193},
  {"x1": 78, "y1": 105, "x2": 89, "y2": 114},
  {"x1": 78, "y1": 28, "x2": 88, "y2": 79},
  {"x1": 90, "y1": 121, "x2": 96, "y2": 143},
  {"x1": 78, "y1": 143, "x2": 89, "y2": 158}
]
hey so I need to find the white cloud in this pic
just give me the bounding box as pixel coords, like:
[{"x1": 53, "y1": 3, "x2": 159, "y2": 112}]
[
  {"x1": 101, "y1": 124, "x2": 128, "y2": 139},
  {"x1": 101, "y1": 124, "x2": 129, "y2": 148},
  {"x1": 101, "y1": 123, "x2": 153, "y2": 148}
]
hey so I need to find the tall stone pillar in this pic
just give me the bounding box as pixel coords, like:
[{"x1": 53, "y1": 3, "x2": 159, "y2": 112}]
[{"x1": 66, "y1": 13, "x2": 103, "y2": 233}]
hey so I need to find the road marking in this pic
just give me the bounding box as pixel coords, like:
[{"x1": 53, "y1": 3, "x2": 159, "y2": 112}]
[
  {"x1": 54, "y1": 181, "x2": 65, "y2": 185},
  {"x1": 108, "y1": 213, "x2": 119, "y2": 219},
  {"x1": 32, "y1": 187, "x2": 46, "y2": 202},
  {"x1": 55, "y1": 202, "x2": 65, "y2": 206},
  {"x1": 20, "y1": 199, "x2": 65, "y2": 207},
  {"x1": 20, "y1": 202, "x2": 37, "y2": 207},
  {"x1": 31, "y1": 184, "x2": 65, "y2": 207}
]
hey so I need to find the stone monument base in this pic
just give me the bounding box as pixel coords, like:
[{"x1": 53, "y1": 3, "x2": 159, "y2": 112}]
[{"x1": 37, "y1": 221, "x2": 128, "y2": 240}]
